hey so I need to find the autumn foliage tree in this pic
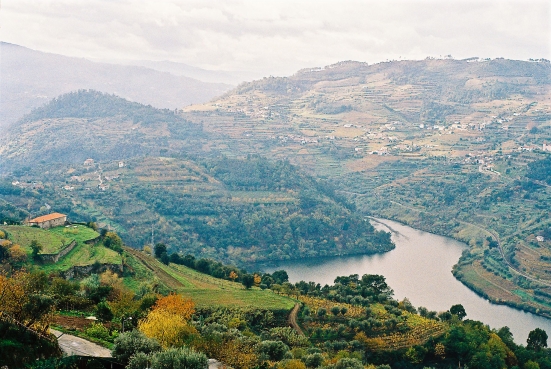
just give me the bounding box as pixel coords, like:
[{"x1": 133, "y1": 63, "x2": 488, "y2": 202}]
[{"x1": 139, "y1": 293, "x2": 197, "y2": 348}]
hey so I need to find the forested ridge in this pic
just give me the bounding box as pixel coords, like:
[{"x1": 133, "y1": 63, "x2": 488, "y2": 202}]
[{"x1": 0, "y1": 156, "x2": 393, "y2": 266}]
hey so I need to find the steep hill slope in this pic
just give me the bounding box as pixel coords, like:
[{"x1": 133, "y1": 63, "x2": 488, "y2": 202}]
[
  {"x1": 183, "y1": 58, "x2": 551, "y2": 176},
  {"x1": 180, "y1": 58, "x2": 551, "y2": 317},
  {"x1": 0, "y1": 90, "x2": 206, "y2": 169},
  {"x1": 0, "y1": 91, "x2": 394, "y2": 265},
  {"x1": 0, "y1": 42, "x2": 232, "y2": 129}
]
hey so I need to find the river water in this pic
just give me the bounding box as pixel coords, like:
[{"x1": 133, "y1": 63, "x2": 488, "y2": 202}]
[{"x1": 258, "y1": 218, "x2": 551, "y2": 343}]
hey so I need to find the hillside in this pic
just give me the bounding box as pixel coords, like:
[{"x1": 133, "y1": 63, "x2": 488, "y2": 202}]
[
  {"x1": 179, "y1": 58, "x2": 551, "y2": 317},
  {"x1": 183, "y1": 58, "x2": 551, "y2": 175},
  {"x1": 2, "y1": 58, "x2": 551, "y2": 317},
  {"x1": 0, "y1": 154, "x2": 393, "y2": 266},
  {"x1": 0, "y1": 90, "x2": 207, "y2": 169},
  {"x1": 0, "y1": 42, "x2": 232, "y2": 129}
]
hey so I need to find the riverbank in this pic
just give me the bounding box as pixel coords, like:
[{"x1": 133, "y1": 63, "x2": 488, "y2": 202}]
[
  {"x1": 258, "y1": 218, "x2": 551, "y2": 343},
  {"x1": 367, "y1": 209, "x2": 551, "y2": 320}
]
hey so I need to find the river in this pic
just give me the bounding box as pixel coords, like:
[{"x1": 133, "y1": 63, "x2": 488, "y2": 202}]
[{"x1": 258, "y1": 218, "x2": 551, "y2": 343}]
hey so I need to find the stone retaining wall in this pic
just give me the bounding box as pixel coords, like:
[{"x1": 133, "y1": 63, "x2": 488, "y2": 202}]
[
  {"x1": 40, "y1": 240, "x2": 77, "y2": 263},
  {"x1": 62, "y1": 263, "x2": 124, "y2": 279}
]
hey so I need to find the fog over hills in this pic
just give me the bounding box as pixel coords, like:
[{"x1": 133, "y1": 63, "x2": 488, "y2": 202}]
[
  {"x1": 124, "y1": 59, "x2": 260, "y2": 85},
  {"x1": 0, "y1": 42, "x2": 233, "y2": 130}
]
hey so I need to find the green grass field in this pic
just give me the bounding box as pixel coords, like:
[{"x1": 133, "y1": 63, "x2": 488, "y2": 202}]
[
  {"x1": 48, "y1": 225, "x2": 99, "y2": 244},
  {"x1": 0, "y1": 225, "x2": 99, "y2": 255},
  {"x1": 41, "y1": 242, "x2": 122, "y2": 272},
  {"x1": 124, "y1": 249, "x2": 295, "y2": 310},
  {"x1": 0, "y1": 225, "x2": 68, "y2": 254}
]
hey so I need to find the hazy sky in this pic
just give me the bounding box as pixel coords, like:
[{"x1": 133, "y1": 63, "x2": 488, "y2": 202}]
[{"x1": 2, "y1": 0, "x2": 550, "y2": 76}]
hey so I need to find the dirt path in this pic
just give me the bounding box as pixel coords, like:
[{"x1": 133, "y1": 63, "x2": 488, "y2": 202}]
[
  {"x1": 288, "y1": 303, "x2": 304, "y2": 336},
  {"x1": 125, "y1": 248, "x2": 184, "y2": 289},
  {"x1": 51, "y1": 329, "x2": 112, "y2": 357}
]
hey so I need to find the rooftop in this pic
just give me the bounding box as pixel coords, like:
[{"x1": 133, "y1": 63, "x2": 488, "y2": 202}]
[{"x1": 28, "y1": 212, "x2": 66, "y2": 224}]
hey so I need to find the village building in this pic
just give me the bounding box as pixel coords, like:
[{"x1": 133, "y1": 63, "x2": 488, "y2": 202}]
[
  {"x1": 543, "y1": 143, "x2": 551, "y2": 152},
  {"x1": 84, "y1": 158, "x2": 95, "y2": 166},
  {"x1": 26, "y1": 213, "x2": 67, "y2": 229}
]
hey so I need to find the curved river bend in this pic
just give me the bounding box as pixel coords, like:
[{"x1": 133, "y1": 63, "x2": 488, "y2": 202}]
[{"x1": 259, "y1": 218, "x2": 551, "y2": 343}]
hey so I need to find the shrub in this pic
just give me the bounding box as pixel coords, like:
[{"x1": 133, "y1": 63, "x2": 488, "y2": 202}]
[
  {"x1": 334, "y1": 358, "x2": 364, "y2": 369},
  {"x1": 85, "y1": 322, "x2": 111, "y2": 341},
  {"x1": 150, "y1": 347, "x2": 207, "y2": 369},
  {"x1": 257, "y1": 340, "x2": 290, "y2": 361},
  {"x1": 304, "y1": 353, "x2": 324, "y2": 368},
  {"x1": 112, "y1": 330, "x2": 161, "y2": 365}
]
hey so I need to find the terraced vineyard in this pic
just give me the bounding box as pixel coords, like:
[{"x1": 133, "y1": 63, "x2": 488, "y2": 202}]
[
  {"x1": 125, "y1": 248, "x2": 296, "y2": 309},
  {"x1": 298, "y1": 295, "x2": 447, "y2": 350}
]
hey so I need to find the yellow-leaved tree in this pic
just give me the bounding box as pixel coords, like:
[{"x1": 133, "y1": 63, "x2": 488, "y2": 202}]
[
  {"x1": 254, "y1": 274, "x2": 262, "y2": 286},
  {"x1": 138, "y1": 293, "x2": 197, "y2": 348}
]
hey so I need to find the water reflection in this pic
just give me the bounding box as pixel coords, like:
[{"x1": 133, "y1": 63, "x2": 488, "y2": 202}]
[{"x1": 256, "y1": 218, "x2": 551, "y2": 343}]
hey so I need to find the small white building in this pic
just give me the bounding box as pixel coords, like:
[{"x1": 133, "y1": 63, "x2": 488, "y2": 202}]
[
  {"x1": 118, "y1": 161, "x2": 125, "y2": 168},
  {"x1": 536, "y1": 236, "x2": 545, "y2": 242},
  {"x1": 543, "y1": 143, "x2": 551, "y2": 152}
]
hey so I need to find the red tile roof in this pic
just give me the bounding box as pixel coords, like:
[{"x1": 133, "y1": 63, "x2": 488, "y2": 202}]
[{"x1": 28, "y1": 213, "x2": 66, "y2": 224}]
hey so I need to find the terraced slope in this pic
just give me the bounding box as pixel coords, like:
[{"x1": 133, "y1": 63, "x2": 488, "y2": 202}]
[{"x1": 124, "y1": 248, "x2": 296, "y2": 310}]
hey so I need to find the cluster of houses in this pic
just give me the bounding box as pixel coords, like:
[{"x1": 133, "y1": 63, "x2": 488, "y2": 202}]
[{"x1": 11, "y1": 181, "x2": 44, "y2": 190}]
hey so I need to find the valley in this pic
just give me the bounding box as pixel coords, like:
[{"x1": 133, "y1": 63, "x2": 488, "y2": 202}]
[
  {"x1": 1, "y1": 57, "x2": 551, "y2": 368},
  {"x1": 178, "y1": 58, "x2": 551, "y2": 318}
]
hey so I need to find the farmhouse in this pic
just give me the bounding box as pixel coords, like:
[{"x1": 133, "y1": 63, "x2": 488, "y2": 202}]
[{"x1": 27, "y1": 213, "x2": 67, "y2": 229}]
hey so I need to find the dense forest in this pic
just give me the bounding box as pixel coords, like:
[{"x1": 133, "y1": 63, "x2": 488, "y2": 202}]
[{"x1": 0, "y1": 156, "x2": 394, "y2": 266}]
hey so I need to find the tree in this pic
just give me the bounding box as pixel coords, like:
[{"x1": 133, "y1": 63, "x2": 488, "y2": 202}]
[
  {"x1": 334, "y1": 358, "x2": 364, "y2": 369},
  {"x1": 153, "y1": 294, "x2": 194, "y2": 320},
  {"x1": 277, "y1": 359, "x2": 306, "y2": 369},
  {"x1": 361, "y1": 274, "x2": 392, "y2": 296},
  {"x1": 254, "y1": 274, "x2": 262, "y2": 286},
  {"x1": 104, "y1": 231, "x2": 123, "y2": 253},
  {"x1": 30, "y1": 240, "x2": 43, "y2": 259},
  {"x1": 527, "y1": 328, "x2": 548, "y2": 351},
  {"x1": 450, "y1": 304, "x2": 467, "y2": 320},
  {"x1": 138, "y1": 309, "x2": 197, "y2": 348},
  {"x1": 112, "y1": 330, "x2": 161, "y2": 365},
  {"x1": 150, "y1": 347, "x2": 207, "y2": 369},
  {"x1": 229, "y1": 271, "x2": 238, "y2": 282},
  {"x1": 96, "y1": 301, "x2": 114, "y2": 322},
  {"x1": 272, "y1": 270, "x2": 289, "y2": 284},
  {"x1": 331, "y1": 306, "x2": 341, "y2": 317},
  {"x1": 256, "y1": 340, "x2": 290, "y2": 361},
  {"x1": 304, "y1": 353, "x2": 324, "y2": 368},
  {"x1": 316, "y1": 308, "x2": 327, "y2": 319},
  {"x1": 242, "y1": 274, "x2": 255, "y2": 289},
  {"x1": 154, "y1": 243, "x2": 167, "y2": 259},
  {"x1": 138, "y1": 294, "x2": 196, "y2": 348}
]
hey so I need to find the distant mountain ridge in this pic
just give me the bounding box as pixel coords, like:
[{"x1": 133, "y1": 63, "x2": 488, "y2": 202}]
[
  {"x1": 0, "y1": 90, "x2": 206, "y2": 169},
  {"x1": 126, "y1": 59, "x2": 259, "y2": 85},
  {"x1": 0, "y1": 42, "x2": 232, "y2": 129}
]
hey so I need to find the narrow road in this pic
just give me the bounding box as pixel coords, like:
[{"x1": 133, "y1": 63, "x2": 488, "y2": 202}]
[
  {"x1": 51, "y1": 329, "x2": 112, "y2": 357},
  {"x1": 288, "y1": 303, "x2": 304, "y2": 336}
]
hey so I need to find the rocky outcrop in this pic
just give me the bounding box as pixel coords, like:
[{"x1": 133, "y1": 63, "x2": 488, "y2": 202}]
[{"x1": 62, "y1": 263, "x2": 123, "y2": 279}]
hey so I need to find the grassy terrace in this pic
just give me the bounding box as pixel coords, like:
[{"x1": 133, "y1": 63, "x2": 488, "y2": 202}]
[
  {"x1": 124, "y1": 249, "x2": 295, "y2": 310},
  {"x1": 1, "y1": 225, "x2": 68, "y2": 254},
  {"x1": 0, "y1": 224, "x2": 99, "y2": 254},
  {"x1": 41, "y1": 242, "x2": 122, "y2": 273},
  {"x1": 48, "y1": 225, "x2": 99, "y2": 245}
]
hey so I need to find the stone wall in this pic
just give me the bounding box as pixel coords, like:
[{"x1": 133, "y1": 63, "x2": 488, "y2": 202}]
[
  {"x1": 62, "y1": 263, "x2": 123, "y2": 279},
  {"x1": 40, "y1": 240, "x2": 77, "y2": 263}
]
